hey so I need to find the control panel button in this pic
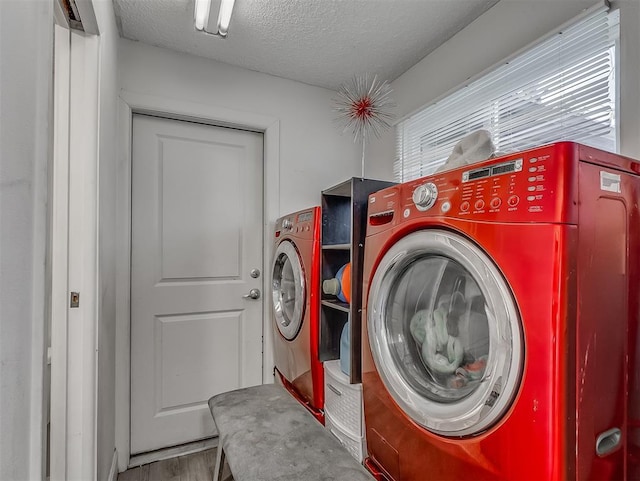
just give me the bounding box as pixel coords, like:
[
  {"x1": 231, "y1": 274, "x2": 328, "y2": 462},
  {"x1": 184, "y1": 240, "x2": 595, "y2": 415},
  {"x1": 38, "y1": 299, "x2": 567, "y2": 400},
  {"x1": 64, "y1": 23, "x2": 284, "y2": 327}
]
[
  {"x1": 412, "y1": 182, "x2": 438, "y2": 211},
  {"x1": 529, "y1": 167, "x2": 537, "y2": 173},
  {"x1": 507, "y1": 195, "x2": 520, "y2": 207},
  {"x1": 527, "y1": 195, "x2": 536, "y2": 201},
  {"x1": 460, "y1": 201, "x2": 470, "y2": 212},
  {"x1": 441, "y1": 201, "x2": 451, "y2": 213},
  {"x1": 527, "y1": 186, "x2": 536, "y2": 192},
  {"x1": 528, "y1": 176, "x2": 537, "y2": 182},
  {"x1": 530, "y1": 157, "x2": 538, "y2": 163},
  {"x1": 490, "y1": 197, "x2": 502, "y2": 209},
  {"x1": 474, "y1": 199, "x2": 485, "y2": 210}
]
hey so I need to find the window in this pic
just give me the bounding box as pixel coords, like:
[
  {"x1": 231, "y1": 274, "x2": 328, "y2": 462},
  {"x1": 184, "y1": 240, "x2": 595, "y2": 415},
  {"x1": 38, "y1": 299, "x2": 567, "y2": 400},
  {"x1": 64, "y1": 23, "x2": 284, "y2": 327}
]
[{"x1": 395, "y1": 5, "x2": 620, "y2": 182}]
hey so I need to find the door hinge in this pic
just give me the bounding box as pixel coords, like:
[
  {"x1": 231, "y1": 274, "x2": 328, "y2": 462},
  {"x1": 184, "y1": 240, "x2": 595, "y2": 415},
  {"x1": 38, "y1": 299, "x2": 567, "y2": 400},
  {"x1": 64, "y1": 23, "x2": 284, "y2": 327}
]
[{"x1": 70, "y1": 291, "x2": 80, "y2": 308}]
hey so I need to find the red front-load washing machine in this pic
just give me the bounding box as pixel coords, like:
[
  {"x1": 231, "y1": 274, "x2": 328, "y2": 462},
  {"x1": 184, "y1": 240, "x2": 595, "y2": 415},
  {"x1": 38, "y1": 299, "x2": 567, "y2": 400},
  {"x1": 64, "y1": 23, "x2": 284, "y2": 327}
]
[
  {"x1": 271, "y1": 207, "x2": 324, "y2": 423},
  {"x1": 361, "y1": 142, "x2": 640, "y2": 480}
]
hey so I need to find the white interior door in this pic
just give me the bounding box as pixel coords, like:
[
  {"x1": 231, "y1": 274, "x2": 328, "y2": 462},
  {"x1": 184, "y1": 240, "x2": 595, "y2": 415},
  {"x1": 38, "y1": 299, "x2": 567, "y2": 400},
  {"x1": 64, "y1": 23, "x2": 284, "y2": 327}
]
[{"x1": 130, "y1": 114, "x2": 264, "y2": 454}]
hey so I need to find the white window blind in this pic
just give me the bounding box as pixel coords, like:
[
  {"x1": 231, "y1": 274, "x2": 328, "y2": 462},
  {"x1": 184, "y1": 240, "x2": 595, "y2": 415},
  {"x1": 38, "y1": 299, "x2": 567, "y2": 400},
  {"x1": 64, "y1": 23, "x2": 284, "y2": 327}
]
[{"x1": 395, "y1": 5, "x2": 620, "y2": 182}]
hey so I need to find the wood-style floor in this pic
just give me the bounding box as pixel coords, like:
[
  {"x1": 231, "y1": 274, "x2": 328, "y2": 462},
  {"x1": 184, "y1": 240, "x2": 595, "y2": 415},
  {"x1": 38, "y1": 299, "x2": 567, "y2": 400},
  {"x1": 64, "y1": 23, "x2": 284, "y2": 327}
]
[{"x1": 118, "y1": 448, "x2": 233, "y2": 481}]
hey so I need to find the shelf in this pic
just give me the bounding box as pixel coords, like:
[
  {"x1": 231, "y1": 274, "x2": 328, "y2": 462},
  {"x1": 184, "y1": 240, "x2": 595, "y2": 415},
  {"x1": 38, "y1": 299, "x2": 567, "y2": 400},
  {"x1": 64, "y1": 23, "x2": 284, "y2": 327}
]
[
  {"x1": 322, "y1": 179, "x2": 353, "y2": 197},
  {"x1": 319, "y1": 177, "x2": 396, "y2": 383},
  {"x1": 322, "y1": 244, "x2": 351, "y2": 251},
  {"x1": 322, "y1": 299, "x2": 350, "y2": 313}
]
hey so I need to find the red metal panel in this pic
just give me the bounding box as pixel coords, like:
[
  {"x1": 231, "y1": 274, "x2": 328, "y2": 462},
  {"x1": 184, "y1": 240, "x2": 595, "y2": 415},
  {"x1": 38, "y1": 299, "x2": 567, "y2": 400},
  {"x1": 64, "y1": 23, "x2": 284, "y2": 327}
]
[
  {"x1": 308, "y1": 207, "x2": 324, "y2": 413},
  {"x1": 575, "y1": 162, "x2": 636, "y2": 479}
]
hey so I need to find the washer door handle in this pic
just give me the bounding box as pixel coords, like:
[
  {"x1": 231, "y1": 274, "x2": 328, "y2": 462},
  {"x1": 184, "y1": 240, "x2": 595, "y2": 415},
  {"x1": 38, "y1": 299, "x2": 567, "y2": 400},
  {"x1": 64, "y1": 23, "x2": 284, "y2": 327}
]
[
  {"x1": 596, "y1": 427, "x2": 621, "y2": 457},
  {"x1": 243, "y1": 288, "x2": 261, "y2": 300}
]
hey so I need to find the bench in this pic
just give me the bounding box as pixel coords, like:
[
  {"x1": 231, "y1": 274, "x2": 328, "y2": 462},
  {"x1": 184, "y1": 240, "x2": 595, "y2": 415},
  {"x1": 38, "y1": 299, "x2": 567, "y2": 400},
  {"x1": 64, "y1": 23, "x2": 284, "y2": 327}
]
[{"x1": 208, "y1": 384, "x2": 374, "y2": 481}]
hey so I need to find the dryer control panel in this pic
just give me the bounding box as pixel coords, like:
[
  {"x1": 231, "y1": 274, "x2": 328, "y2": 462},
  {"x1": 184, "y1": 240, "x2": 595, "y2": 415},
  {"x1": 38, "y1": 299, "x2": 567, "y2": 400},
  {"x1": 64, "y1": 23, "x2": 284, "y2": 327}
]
[{"x1": 274, "y1": 207, "x2": 320, "y2": 240}]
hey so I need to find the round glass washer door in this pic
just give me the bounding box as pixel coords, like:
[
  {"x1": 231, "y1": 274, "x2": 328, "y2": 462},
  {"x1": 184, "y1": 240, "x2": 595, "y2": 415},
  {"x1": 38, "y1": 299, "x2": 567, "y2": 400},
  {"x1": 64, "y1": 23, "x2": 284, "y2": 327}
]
[
  {"x1": 368, "y1": 229, "x2": 523, "y2": 436},
  {"x1": 272, "y1": 240, "x2": 306, "y2": 340}
]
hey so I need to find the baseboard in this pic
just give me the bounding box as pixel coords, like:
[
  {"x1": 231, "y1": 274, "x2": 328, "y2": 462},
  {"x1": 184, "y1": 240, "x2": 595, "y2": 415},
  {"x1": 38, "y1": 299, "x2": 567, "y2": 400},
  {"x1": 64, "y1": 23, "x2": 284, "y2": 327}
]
[
  {"x1": 128, "y1": 437, "x2": 218, "y2": 468},
  {"x1": 108, "y1": 449, "x2": 118, "y2": 481}
]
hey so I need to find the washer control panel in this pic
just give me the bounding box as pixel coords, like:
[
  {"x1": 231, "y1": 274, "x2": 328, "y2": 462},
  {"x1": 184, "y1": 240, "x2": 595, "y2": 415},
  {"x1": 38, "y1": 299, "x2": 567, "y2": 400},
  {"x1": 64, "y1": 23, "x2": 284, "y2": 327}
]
[
  {"x1": 368, "y1": 142, "x2": 630, "y2": 231},
  {"x1": 388, "y1": 143, "x2": 577, "y2": 224}
]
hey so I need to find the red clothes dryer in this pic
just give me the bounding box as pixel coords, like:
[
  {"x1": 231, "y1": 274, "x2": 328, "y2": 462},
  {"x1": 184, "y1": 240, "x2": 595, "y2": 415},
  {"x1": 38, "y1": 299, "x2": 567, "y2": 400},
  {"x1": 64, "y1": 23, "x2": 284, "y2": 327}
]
[
  {"x1": 361, "y1": 142, "x2": 640, "y2": 480},
  {"x1": 271, "y1": 207, "x2": 324, "y2": 422}
]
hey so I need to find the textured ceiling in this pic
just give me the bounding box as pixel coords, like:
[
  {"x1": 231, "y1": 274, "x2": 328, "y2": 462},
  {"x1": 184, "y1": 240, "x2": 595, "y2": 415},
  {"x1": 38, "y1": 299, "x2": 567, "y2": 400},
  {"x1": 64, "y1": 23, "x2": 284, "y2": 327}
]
[{"x1": 114, "y1": 0, "x2": 499, "y2": 91}]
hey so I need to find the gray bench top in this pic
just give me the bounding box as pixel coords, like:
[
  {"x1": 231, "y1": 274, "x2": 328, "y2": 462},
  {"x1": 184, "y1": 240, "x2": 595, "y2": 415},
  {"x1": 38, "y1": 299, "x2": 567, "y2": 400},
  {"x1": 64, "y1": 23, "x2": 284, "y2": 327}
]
[{"x1": 208, "y1": 384, "x2": 374, "y2": 481}]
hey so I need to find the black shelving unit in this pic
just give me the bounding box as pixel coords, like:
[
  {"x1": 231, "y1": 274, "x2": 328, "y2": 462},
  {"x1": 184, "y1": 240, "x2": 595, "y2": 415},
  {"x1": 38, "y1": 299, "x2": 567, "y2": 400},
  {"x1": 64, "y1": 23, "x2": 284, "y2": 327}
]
[{"x1": 319, "y1": 177, "x2": 395, "y2": 384}]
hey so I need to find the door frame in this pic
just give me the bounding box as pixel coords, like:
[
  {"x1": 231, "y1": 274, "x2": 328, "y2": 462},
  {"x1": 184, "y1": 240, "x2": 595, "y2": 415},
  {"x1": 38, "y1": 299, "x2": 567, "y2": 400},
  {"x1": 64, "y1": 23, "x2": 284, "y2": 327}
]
[
  {"x1": 50, "y1": 25, "x2": 100, "y2": 481},
  {"x1": 115, "y1": 90, "x2": 280, "y2": 471}
]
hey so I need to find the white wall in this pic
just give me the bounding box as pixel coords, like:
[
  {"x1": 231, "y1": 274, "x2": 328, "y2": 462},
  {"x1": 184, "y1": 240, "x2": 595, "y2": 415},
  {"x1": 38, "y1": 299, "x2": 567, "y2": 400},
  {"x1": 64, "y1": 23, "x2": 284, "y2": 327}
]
[
  {"x1": 0, "y1": 1, "x2": 52, "y2": 479},
  {"x1": 366, "y1": 0, "x2": 636, "y2": 180},
  {"x1": 94, "y1": 0, "x2": 120, "y2": 479},
  {"x1": 118, "y1": 39, "x2": 361, "y2": 214}
]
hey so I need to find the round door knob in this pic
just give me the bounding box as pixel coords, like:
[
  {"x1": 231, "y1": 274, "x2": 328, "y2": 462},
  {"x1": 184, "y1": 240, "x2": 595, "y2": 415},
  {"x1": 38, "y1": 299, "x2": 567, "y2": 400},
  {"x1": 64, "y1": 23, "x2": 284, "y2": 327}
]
[
  {"x1": 243, "y1": 288, "x2": 261, "y2": 299},
  {"x1": 412, "y1": 183, "x2": 438, "y2": 211}
]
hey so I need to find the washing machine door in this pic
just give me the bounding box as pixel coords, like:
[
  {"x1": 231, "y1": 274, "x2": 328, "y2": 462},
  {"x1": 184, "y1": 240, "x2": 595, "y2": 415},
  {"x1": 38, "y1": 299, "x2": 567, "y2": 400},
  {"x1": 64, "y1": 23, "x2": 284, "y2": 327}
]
[
  {"x1": 272, "y1": 240, "x2": 306, "y2": 340},
  {"x1": 368, "y1": 229, "x2": 523, "y2": 436}
]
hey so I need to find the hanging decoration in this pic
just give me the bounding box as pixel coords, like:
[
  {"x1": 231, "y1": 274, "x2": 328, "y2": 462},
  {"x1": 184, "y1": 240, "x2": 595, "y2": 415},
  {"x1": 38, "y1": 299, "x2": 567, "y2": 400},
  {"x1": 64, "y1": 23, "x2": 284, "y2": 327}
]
[{"x1": 333, "y1": 74, "x2": 395, "y2": 177}]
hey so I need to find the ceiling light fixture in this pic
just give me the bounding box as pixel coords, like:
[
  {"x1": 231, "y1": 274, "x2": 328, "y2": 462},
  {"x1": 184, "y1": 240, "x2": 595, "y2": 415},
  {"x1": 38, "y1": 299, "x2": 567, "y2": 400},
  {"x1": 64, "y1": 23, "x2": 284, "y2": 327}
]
[{"x1": 194, "y1": 0, "x2": 236, "y2": 38}]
